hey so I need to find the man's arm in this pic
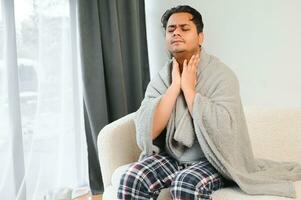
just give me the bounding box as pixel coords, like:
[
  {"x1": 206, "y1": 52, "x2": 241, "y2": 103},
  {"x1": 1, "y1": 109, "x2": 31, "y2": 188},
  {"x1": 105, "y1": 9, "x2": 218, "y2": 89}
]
[
  {"x1": 151, "y1": 58, "x2": 181, "y2": 140},
  {"x1": 181, "y1": 54, "x2": 200, "y2": 115}
]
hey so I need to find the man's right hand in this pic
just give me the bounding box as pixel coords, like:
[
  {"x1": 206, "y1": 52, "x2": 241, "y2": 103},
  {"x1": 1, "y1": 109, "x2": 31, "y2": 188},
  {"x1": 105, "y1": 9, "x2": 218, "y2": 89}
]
[{"x1": 171, "y1": 57, "x2": 181, "y2": 95}]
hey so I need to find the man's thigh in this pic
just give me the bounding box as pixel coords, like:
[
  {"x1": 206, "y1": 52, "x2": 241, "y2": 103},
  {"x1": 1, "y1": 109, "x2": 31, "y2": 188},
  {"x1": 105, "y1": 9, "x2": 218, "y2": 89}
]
[
  {"x1": 124, "y1": 153, "x2": 180, "y2": 189},
  {"x1": 171, "y1": 158, "x2": 226, "y2": 199}
]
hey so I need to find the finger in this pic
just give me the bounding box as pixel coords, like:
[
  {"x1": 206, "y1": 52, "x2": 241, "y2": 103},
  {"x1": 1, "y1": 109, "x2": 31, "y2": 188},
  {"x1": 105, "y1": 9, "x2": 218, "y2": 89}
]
[
  {"x1": 192, "y1": 54, "x2": 200, "y2": 71},
  {"x1": 174, "y1": 57, "x2": 179, "y2": 65},
  {"x1": 188, "y1": 55, "x2": 195, "y2": 70},
  {"x1": 172, "y1": 57, "x2": 179, "y2": 71},
  {"x1": 172, "y1": 57, "x2": 177, "y2": 66},
  {"x1": 196, "y1": 53, "x2": 200, "y2": 64},
  {"x1": 183, "y1": 59, "x2": 188, "y2": 72},
  {"x1": 191, "y1": 54, "x2": 198, "y2": 71},
  {"x1": 172, "y1": 57, "x2": 175, "y2": 72}
]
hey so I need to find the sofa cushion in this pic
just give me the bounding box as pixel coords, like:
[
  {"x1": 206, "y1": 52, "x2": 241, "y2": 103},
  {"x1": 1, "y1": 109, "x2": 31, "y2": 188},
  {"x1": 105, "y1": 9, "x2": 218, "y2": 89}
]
[
  {"x1": 212, "y1": 181, "x2": 301, "y2": 200},
  {"x1": 245, "y1": 107, "x2": 301, "y2": 164}
]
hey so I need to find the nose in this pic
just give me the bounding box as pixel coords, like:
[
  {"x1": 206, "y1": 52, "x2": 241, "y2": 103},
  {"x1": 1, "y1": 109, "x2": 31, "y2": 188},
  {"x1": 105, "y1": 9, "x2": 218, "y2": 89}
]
[{"x1": 172, "y1": 27, "x2": 181, "y2": 36}]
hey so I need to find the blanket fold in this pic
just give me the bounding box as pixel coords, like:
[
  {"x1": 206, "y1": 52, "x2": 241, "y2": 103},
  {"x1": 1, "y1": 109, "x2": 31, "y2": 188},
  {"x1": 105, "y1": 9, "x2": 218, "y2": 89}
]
[{"x1": 134, "y1": 48, "x2": 301, "y2": 198}]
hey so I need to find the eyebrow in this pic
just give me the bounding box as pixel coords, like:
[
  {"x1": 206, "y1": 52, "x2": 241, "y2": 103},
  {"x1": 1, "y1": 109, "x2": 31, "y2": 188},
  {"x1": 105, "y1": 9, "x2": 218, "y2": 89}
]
[{"x1": 167, "y1": 24, "x2": 191, "y2": 29}]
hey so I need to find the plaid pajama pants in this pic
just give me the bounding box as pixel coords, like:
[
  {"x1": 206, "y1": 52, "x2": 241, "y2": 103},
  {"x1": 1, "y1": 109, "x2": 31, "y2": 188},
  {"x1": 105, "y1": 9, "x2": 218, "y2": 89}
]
[{"x1": 117, "y1": 152, "x2": 227, "y2": 200}]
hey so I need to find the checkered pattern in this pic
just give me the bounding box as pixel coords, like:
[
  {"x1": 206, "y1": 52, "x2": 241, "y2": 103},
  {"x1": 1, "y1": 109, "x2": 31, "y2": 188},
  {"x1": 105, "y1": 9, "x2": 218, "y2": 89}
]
[{"x1": 117, "y1": 153, "x2": 225, "y2": 200}]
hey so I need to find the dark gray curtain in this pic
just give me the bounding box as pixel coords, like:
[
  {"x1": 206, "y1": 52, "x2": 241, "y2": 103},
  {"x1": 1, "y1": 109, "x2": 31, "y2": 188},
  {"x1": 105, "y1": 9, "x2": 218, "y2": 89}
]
[{"x1": 77, "y1": 0, "x2": 150, "y2": 194}]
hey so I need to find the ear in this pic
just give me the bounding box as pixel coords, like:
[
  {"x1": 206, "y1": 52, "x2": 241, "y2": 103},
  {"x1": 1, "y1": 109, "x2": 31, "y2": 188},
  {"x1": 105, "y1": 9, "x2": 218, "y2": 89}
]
[{"x1": 198, "y1": 32, "x2": 204, "y2": 46}]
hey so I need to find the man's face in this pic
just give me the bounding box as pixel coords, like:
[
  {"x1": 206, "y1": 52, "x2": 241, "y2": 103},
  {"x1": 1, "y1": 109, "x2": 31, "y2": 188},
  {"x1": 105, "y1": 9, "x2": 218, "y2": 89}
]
[{"x1": 165, "y1": 12, "x2": 203, "y2": 55}]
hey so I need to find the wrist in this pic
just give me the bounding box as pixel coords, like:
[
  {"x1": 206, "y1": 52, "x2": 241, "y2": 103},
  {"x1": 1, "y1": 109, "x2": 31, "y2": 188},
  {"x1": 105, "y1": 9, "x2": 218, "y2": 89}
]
[
  {"x1": 182, "y1": 87, "x2": 195, "y2": 96},
  {"x1": 170, "y1": 82, "x2": 181, "y2": 94},
  {"x1": 183, "y1": 89, "x2": 196, "y2": 114}
]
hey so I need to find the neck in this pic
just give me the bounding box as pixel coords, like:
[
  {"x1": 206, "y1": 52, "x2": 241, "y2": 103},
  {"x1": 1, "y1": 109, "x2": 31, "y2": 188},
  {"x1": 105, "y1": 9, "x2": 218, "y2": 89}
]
[{"x1": 173, "y1": 48, "x2": 201, "y2": 71}]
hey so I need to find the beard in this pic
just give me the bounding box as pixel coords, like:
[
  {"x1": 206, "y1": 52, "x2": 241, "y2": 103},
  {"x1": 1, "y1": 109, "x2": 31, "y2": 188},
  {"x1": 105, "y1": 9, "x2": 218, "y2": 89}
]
[
  {"x1": 167, "y1": 46, "x2": 186, "y2": 58},
  {"x1": 168, "y1": 44, "x2": 201, "y2": 58}
]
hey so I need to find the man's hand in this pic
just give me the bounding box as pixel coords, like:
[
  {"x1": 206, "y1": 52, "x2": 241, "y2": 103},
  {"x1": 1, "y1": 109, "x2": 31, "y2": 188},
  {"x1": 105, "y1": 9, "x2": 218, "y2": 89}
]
[
  {"x1": 151, "y1": 57, "x2": 181, "y2": 140},
  {"x1": 171, "y1": 57, "x2": 181, "y2": 95},
  {"x1": 181, "y1": 54, "x2": 200, "y2": 114}
]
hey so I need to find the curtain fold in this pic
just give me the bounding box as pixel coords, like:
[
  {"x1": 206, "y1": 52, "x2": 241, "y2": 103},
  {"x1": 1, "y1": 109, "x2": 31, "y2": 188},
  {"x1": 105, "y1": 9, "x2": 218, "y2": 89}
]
[
  {"x1": 77, "y1": 0, "x2": 150, "y2": 194},
  {"x1": 1, "y1": 0, "x2": 26, "y2": 199}
]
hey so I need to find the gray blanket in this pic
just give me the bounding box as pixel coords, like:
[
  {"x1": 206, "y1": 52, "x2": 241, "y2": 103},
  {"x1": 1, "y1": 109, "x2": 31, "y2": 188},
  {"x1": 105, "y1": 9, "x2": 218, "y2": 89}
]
[{"x1": 134, "y1": 48, "x2": 301, "y2": 198}]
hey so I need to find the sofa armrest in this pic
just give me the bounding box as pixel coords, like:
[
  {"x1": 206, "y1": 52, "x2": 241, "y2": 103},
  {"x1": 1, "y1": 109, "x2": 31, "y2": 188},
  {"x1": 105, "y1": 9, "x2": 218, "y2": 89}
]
[{"x1": 97, "y1": 113, "x2": 141, "y2": 188}]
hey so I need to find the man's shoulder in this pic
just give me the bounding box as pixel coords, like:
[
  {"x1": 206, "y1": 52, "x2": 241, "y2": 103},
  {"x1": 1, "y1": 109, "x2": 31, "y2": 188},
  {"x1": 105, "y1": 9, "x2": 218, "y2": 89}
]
[
  {"x1": 145, "y1": 60, "x2": 172, "y2": 92},
  {"x1": 158, "y1": 59, "x2": 172, "y2": 76},
  {"x1": 150, "y1": 60, "x2": 171, "y2": 82},
  {"x1": 205, "y1": 54, "x2": 239, "y2": 83}
]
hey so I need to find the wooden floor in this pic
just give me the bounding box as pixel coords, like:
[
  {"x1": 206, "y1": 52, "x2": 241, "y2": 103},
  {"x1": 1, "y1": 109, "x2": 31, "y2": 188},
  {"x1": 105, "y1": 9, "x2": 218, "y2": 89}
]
[{"x1": 74, "y1": 194, "x2": 102, "y2": 200}]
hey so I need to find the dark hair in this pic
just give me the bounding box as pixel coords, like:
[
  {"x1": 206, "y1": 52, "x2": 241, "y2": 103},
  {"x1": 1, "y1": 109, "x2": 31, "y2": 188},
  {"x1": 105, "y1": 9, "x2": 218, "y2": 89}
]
[{"x1": 161, "y1": 5, "x2": 204, "y2": 33}]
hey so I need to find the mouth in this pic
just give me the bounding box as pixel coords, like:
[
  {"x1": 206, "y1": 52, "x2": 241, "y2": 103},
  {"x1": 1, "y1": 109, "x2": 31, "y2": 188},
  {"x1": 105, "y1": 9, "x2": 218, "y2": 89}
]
[
  {"x1": 171, "y1": 38, "x2": 184, "y2": 44},
  {"x1": 171, "y1": 40, "x2": 184, "y2": 45}
]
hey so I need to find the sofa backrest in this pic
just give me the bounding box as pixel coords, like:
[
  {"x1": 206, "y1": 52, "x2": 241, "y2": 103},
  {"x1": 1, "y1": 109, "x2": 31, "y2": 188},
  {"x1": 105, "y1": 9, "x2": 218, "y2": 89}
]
[{"x1": 244, "y1": 107, "x2": 301, "y2": 164}]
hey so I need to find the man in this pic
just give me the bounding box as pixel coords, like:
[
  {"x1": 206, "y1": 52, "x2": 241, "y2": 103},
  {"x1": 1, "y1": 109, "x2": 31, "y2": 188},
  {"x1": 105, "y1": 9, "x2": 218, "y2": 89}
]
[{"x1": 118, "y1": 5, "x2": 301, "y2": 200}]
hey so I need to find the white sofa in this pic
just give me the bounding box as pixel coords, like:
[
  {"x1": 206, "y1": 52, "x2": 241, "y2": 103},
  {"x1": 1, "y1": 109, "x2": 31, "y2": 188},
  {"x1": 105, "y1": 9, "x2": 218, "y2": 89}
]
[{"x1": 98, "y1": 107, "x2": 301, "y2": 200}]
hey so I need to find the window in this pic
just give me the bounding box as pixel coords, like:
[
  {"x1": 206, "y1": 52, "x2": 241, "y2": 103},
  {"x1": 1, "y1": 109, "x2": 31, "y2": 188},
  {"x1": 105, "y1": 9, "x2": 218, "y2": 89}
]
[{"x1": 0, "y1": 0, "x2": 88, "y2": 199}]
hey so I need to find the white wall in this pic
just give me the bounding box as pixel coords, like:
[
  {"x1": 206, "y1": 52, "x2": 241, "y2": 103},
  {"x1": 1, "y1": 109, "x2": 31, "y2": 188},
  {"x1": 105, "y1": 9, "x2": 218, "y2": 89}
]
[{"x1": 145, "y1": 0, "x2": 301, "y2": 107}]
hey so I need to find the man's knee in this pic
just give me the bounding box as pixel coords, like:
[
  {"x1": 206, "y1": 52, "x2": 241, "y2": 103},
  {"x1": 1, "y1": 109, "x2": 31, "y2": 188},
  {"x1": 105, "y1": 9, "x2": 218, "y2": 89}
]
[
  {"x1": 117, "y1": 163, "x2": 154, "y2": 199},
  {"x1": 170, "y1": 171, "x2": 220, "y2": 199},
  {"x1": 119, "y1": 163, "x2": 148, "y2": 189}
]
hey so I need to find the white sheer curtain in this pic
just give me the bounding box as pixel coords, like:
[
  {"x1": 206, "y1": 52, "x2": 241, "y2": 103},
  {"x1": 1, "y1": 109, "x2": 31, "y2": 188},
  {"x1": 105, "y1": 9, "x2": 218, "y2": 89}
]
[{"x1": 0, "y1": 0, "x2": 88, "y2": 199}]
